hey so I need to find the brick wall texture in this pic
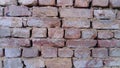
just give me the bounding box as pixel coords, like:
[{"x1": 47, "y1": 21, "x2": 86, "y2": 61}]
[{"x1": 0, "y1": 0, "x2": 120, "y2": 68}]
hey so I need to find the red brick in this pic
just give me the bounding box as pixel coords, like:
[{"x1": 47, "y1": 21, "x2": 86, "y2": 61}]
[
  {"x1": 0, "y1": 0, "x2": 17, "y2": 5},
  {"x1": 92, "y1": 48, "x2": 108, "y2": 58},
  {"x1": 62, "y1": 18, "x2": 90, "y2": 28},
  {"x1": 58, "y1": 48, "x2": 73, "y2": 57},
  {"x1": 57, "y1": 0, "x2": 73, "y2": 6},
  {"x1": 32, "y1": 7, "x2": 58, "y2": 17},
  {"x1": 75, "y1": 0, "x2": 91, "y2": 7},
  {"x1": 92, "y1": 0, "x2": 108, "y2": 7},
  {"x1": 27, "y1": 17, "x2": 60, "y2": 28},
  {"x1": 60, "y1": 8, "x2": 93, "y2": 18},
  {"x1": 104, "y1": 58, "x2": 120, "y2": 66},
  {"x1": 41, "y1": 46, "x2": 57, "y2": 58},
  {"x1": 18, "y1": 0, "x2": 37, "y2": 6},
  {"x1": 33, "y1": 39, "x2": 65, "y2": 47},
  {"x1": 66, "y1": 39, "x2": 97, "y2": 48},
  {"x1": 39, "y1": 0, "x2": 55, "y2": 5},
  {"x1": 48, "y1": 28, "x2": 64, "y2": 39},
  {"x1": 110, "y1": 0, "x2": 120, "y2": 8}
]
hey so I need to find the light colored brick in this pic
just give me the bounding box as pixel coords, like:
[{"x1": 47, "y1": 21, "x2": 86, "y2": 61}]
[
  {"x1": 117, "y1": 11, "x2": 120, "y2": 19},
  {"x1": 5, "y1": 5, "x2": 31, "y2": 17},
  {"x1": 0, "y1": 7, "x2": 3, "y2": 16},
  {"x1": 32, "y1": 7, "x2": 58, "y2": 17},
  {"x1": 57, "y1": 0, "x2": 73, "y2": 6},
  {"x1": 110, "y1": 48, "x2": 120, "y2": 57},
  {"x1": 0, "y1": 27, "x2": 11, "y2": 37},
  {"x1": 0, "y1": 48, "x2": 3, "y2": 57},
  {"x1": 92, "y1": 0, "x2": 108, "y2": 7},
  {"x1": 114, "y1": 30, "x2": 120, "y2": 39},
  {"x1": 62, "y1": 18, "x2": 90, "y2": 28},
  {"x1": 18, "y1": 0, "x2": 37, "y2": 6},
  {"x1": 58, "y1": 48, "x2": 73, "y2": 57},
  {"x1": 27, "y1": 17, "x2": 60, "y2": 28},
  {"x1": 0, "y1": 0, "x2": 17, "y2": 5},
  {"x1": 45, "y1": 58, "x2": 72, "y2": 68},
  {"x1": 110, "y1": 0, "x2": 120, "y2": 8},
  {"x1": 104, "y1": 58, "x2": 120, "y2": 66},
  {"x1": 39, "y1": 0, "x2": 55, "y2": 5},
  {"x1": 75, "y1": 0, "x2": 91, "y2": 7},
  {"x1": 32, "y1": 28, "x2": 47, "y2": 38},
  {"x1": 0, "y1": 60, "x2": 2, "y2": 68},
  {"x1": 5, "y1": 48, "x2": 21, "y2": 58},
  {"x1": 65, "y1": 28, "x2": 81, "y2": 39},
  {"x1": 60, "y1": 8, "x2": 93, "y2": 18},
  {"x1": 48, "y1": 28, "x2": 64, "y2": 39}
]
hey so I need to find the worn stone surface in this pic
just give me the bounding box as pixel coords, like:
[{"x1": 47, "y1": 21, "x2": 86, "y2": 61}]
[
  {"x1": 75, "y1": 0, "x2": 91, "y2": 7},
  {"x1": 0, "y1": 27, "x2": 11, "y2": 37},
  {"x1": 57, "y1": 0, "x2": 73, "y2": 6},
  {"x1": 18, "y1": 0, "x2": 37, "y2": 6},
  {"x1": 39, "y1": 0, "x2": 55, "y2": 5},
  {"x1": 93, "y1": 0, "x2": 108, "y2": 7},
  {"x1": 0, "y1": 0, "x2": 17, "y2": 5}
]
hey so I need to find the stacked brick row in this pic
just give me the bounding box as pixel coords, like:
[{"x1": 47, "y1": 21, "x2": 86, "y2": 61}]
[{"x1": 0, "y1": 0, "x2": 120, "y2": 68}]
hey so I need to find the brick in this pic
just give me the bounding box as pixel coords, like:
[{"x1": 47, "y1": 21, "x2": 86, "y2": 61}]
[
  {"x1": 27, "y1": 17, "x2": 60, "y2": 28},
  {"x1": 0, "y1": 48, "x2": 3, "y2": 57},
  {"x1": 48, "y1": 28, "x2": 64, "y2": 39},
  {"x1": 4, "y1": 58, "x2": 23, "y2": 68},
  {"x1": 39, "y1": 0, "x2": 55, "y2": 5},
  {"x1": 98, "y1": 30, "x2": 113, "y2": 39},
  {"x1": 104, "y1": 58, "x2": 120, "y2": 66},
  {"x1": 0, "y1": 60, "x2": 2, "y2": 68},
  {"x1": 12, "y1": 28, "x2": 30, "y2": 38},
  {"x1": 22, "y1": 47, "x2": 38, "y2": 58},
  {"x1": 75, "y1": 0, "x2": 91, "y2": 7},
  {"x1": 92, "y1": 0, "x2": 108, "y2": 7},
  {"x1": 0, "y1": 0, "x2": 17, "y2": 5},
  {"x1": 65, "y1": 28, "x2": 81, "y2": 39},
  {"x1": 0, "y1": 7, "x2": 3, "y2": 16},
  {"x1": 41, "y1": 46, "x2": 57, "y2": 58},
  {"x1": 0, "y1": 17, "x2": 22, "y2": 27},
  {"x1": 23, "y1": 58, "x2": 45, "y2": 68},
  {"x1": 62, "y1": 18, "x2": 90, "y2": 28},
  {"x1": 94, "y1": 9, "x2": 116, "y2": 19},
  {"x1": 93, "y1": 20, "x2": 120, "y2": 29},
  {"x1": 74, "y1": 48, "x2": 90, "y2": 58},
  {"x1": 57, "y1": 0, "x2": 73, "y2": 6},
  {"x1": 5, "y1": 48, "x2": 21, "y2": 58},
  {"x1": 0, "y1": 27, "x2": 11, "y2": 37},
  {"x1": 82, "y1": 29, "x2": 97, "y2": 39},
  {"x1": 32, "y1": 7, "x2": 58, "y2": 17},
  {"x1": 98, "y1": 40, "x2": 120, "y2": 47},
  {"x1": 92, "y1": 48, "x2": 108, "y2": 58},
  {"x1": 73, "y1": 58, "x2": 103, "y2": 68},
  {"x1": 0, "y1": 38, "x2": 30, "y2": 47},
  {"x1": 33, "y1": 39, "x2": 65, "y2": 47},
  {"x1": 58, "y1": 48, "x2": 73, "y2": 57},
  {"x1": 110, "y1": 0, "x2": 120, "y2": 8},
  {"x1": 109, "y1": 48, "x2": 120, "y2": 57},
  {"x1": 60, "y1": 8, "x2": 93, "y2": 18},
  {"x1": 117, "y1": 11, "x2": 120, "y2": 19},
  {"x1": 114, "y1": 30, "x2": 120, "y2": 39},
  {"x1": 5, "y1": 5, "x2": 31, "y2": 17},
  {"x1": 66, "y1": 39, "x2": 97, "y2": 48},
  {"x1": 18, "y1": 0, "x2": 37, "y2": 6},
  {"x1": 45, "y1": 58, "x2": 72, "y2": 68},
  {"x1": 32, "y1": 28, "x2": 47, "y2": 38}
]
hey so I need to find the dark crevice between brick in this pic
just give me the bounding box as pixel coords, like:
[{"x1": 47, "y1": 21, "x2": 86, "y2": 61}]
[
  {"x1": 90, "y1": 49, "x2": 92, "y2": 57},
  {"x1": 21, "y1": 60, "x2": 26, "y2": 68},
  {"x1": 30, "y1": 40, "x2": 33, "y2": 47}
]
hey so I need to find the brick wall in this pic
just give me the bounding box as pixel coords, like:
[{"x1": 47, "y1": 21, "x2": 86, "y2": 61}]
[{"x1": 0, "y1": 0, "x2": 120, "y2": 68}]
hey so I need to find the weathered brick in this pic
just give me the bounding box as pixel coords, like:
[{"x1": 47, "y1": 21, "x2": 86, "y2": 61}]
[
  {"x1": 4, "y1": 58, "x2": 23, "y2": 68},
  {"x1": 93, "y1": 20, "x2": 120, "y2": 29},
  {"x1": 0, "y1": 0, "x2": 17, "y2": 5},
  {"x1": 27, "y1": 17, "x2": 60, "y2": 28},
  {"x1": 32, "y1": 28, "x2": 47, "y2": 38},
  {"x1": 75, "y1": 0, "x2": 91, "y2": 7},
  {"x1": 0, "y1": 7, "x2": 3, "y2": 16},
  {"x1": 92, "y1": 0, "x2": 108, "y2": 7},
  {"x1": 57, "y1": 0, "x2": 73, "y2": 6},
  {"x1": 33, "y1": 39, "x2": 65, "y2": 47},
  {"x1": 12, "y1": 28, "x2": 30, "y2": 38},
  {"x1": 0, "y1": 17, "x2": 22, "y2": 27},
  {"x1": 45, "y1": 58, "x2": 72, "y2": 68},
  {"x1": 92, "y1": 48, "x2": 108, "y2": 58},
  {"x1": 73, "y1": 58, "x2": 103, "y2": 68},
  {"x1": 117, "y1": 11, "x2": 120, "y2": 19},
  {"x1": 32, "y1": 7, "x2": 58, "y2": 17},
  {"x1": 82, "y1": 29, "x2": 97, "y2": 39},
  {"x1": 66, "y1": 39, "x2": 97, "y2": 48},
  {"x1": 110, "y1": 0, "x2": 120, "y2": 8},
  {"x1": 60, "y1": 8, "x2": 93, "y2": 18},
  {"x1": 23, "y1": 58, "x2": 45, "y2": 68},
  {"x1": 0, "y1": 38, "x2": 30, "y2": 47},
  {"x1": 58, "y1": 48, "x2": 73, "y2": 57},
  {"x1": 98, "y1": 30, "x2": 113, "y2": 39},
  {"x1": 114, "y1": 30, "x2": 120, "y2": 39},
  {"x1": 65, "y1": 28, "x2": 81, "y2": 39},
  {"x1": 94, "y1": 9, "x2": 116, "y2": 19},
  {"x1": 39, "y1": 0, "x2": 55, "y2": 5},
  {"x1": 109, "y1": 48, "x2": 120, "y2": 57},
  {"x1": 5, "y1": 5, "x2": 31, "y2": 17},
  {"x1": 62, "y1": 18, "x2": 90, "y2": 28},
  {"x1": 48, "y1": 28, "x2": 64, "y2": 39},
  {"x1": 41, "y1": 46, "x2": 57, "y2": 58},
  {"x1": 18, "y1": 0, "x2": 37, "y2": 6},
  {"x1": 104, "y1": 58, "x2": 120, "y2": 66},
  {"x1": 0, "y1": 60, "x2": 2, "y2": 68},
  {"x1": 74, "y1": 48, "x2": 90, "y2": 58},
  {"x1": 0, "y1": 27, "x2": 11, "y2": 37},
  {"x1": 22, "y1": 47, "x2": 38, "y2": 58},
  {"x1": 5, "y1": 48, "x2": 21, "y2": 58},
  {"x1": 0, "y1": 48, "x2": 3, "y2": 57}
]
